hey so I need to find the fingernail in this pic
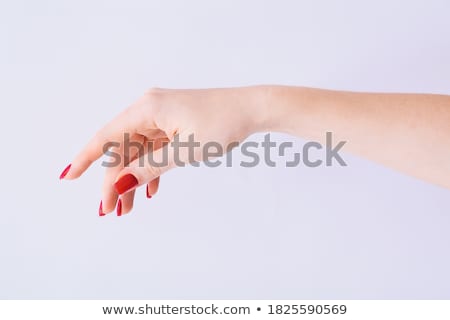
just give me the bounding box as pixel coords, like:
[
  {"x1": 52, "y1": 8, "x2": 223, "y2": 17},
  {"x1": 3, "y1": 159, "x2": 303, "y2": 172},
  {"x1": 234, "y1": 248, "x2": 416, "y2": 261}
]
[
  {"x1": 146, "y1": 185, "x2": 152, "y2": 199},
  {"x1": 114, "y1": 174, "x2": 138, "y2": 195},
  {"x1": 99, "y1": 201, "x2": 105, "y2": 216},
  {"x1": 117, "y1": 199, "x2": 122, "y2": 216},
  {"x1": 59, "y1": 164, "x2": 72, "y2": 179}
]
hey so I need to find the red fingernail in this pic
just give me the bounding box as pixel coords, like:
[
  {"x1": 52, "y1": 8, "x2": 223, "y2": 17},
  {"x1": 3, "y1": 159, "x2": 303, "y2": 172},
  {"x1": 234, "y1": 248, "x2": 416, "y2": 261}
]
[
  {"x1": 114, "y1": 174, "x2": 138, "y2": 195},
  {"x1": 99, "y1": 201, "x2": 105, "y2": 216},
  {"x1": 117, "y1": 199, "x2": 122, "y2": 216},
  {"x1": 59, "y1": 164, "x2": 71, "y2": 179},
  {"x1": 146, "y1": 185, "x2": 152, "y2": 199}
]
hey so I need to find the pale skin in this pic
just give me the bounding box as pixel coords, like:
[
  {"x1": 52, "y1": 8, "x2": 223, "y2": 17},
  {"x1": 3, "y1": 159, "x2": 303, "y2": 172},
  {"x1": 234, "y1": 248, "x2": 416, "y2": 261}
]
[{"x1": 60, "y1": 86, "x2": 450, "y2": 215}]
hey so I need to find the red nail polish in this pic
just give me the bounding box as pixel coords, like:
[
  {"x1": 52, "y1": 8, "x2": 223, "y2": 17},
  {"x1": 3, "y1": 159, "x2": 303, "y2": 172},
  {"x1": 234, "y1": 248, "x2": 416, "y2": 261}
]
[
  {"x1": 99, "y1": 201, "x2": 105, "y2": 216},
  {"x1": 114, "y1": 174, "x2": 138, "y2": 195},
  {"x1": 59, "y1": 164, "x2": 71, "y2": 179},
  {"x1": 146, "y1": 185, "x2": 152, "y2": 199},
  {"x1": 117, "y1": 199, "x2": 122, "y2": 216}
]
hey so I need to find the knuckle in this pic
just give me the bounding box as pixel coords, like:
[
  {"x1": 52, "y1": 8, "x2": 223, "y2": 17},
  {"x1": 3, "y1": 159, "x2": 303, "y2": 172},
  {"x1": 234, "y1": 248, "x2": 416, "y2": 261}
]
[
  {"x1": 142, "y1": 87, "x2": 166, "y2": 114},
  {"x1": 145, "y1": 163, "x2": 163, "y2": 179},
  {"x1": 144, "y1": 87, "x2": 164, "y2": 103}
]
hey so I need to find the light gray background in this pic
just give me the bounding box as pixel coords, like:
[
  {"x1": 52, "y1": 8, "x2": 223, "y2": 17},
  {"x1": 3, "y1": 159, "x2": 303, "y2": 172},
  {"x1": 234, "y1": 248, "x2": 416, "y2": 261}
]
[{"x1": 0, "y1": 0, "x2": 449, "y2": 299}]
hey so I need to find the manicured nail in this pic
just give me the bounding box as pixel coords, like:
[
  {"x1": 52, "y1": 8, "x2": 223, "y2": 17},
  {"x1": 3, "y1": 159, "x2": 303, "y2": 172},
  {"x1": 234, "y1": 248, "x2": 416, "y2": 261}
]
[
  {"x1": 117, "y1": 199, "x2": 122, "y2": 216},
  {"x1": 99, "y1": 201, "x2": 105, "y2": 216},
  {"x1": 146, "y1": 185, "x2": 152, "y2": 199},
  {"x1": 114, "y1": 174, "x2": 138, "y2": 195},
  {"x1": 59, "y1": 164, "x2": 72, "y2": 179}
]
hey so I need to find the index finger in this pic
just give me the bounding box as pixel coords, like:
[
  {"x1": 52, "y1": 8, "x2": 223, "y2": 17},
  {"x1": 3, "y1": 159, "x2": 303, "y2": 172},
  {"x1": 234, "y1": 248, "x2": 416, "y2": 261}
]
[{"x1": 64, "y1": 102, "x2": 151, "y2": 180}]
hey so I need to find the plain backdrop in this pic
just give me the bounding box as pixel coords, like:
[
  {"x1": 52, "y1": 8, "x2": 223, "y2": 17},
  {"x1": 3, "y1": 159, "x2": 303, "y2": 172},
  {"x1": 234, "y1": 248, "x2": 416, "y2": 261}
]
[{"x1": 0, "y1": 0, "x2": 449, "y2": 299}]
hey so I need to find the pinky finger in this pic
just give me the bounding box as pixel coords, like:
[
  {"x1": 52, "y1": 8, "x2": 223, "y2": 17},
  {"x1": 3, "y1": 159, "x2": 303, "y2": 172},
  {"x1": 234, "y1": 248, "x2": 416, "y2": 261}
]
[
  {"x1": 118, "y1": 189, "x2": 136, "y2": 216},
  {"x1": 146, "y1": 177, "x2": 160, "y2": 199}
]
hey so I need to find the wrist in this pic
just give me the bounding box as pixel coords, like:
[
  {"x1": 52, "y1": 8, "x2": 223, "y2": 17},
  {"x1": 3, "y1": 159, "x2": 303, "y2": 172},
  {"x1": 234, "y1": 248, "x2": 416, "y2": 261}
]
[
  {"x1": 253, "y1": 85, "x2": 306, "y2": 134},
  {"x1": 245, "y1": 85, "x2": 279, "y2": 133}
]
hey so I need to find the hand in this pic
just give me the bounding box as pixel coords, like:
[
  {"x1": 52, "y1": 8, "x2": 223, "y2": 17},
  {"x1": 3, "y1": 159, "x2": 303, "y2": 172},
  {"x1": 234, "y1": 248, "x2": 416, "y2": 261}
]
[
  {"x1": 60, "y1": 85, "x2": 450, "y2": 217},
  {"x1": 60, "y1": 86, "x2": 268, "y2": 216}
]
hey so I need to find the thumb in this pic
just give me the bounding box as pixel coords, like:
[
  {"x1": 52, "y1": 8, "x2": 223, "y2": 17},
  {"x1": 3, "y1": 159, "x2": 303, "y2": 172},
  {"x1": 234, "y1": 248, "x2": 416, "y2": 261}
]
[{"x1": 114, "y1": 144, "x2": 176, "y2": 195}]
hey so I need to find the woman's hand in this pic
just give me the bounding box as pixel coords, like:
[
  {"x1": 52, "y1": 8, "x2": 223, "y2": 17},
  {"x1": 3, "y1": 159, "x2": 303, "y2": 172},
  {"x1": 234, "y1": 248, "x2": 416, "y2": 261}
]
[
  {"x1": 60, "y1": 85, "x2": 450, "y2": 216},
  {"x1": 60, "y1": 86, "x2": 268, "y2": 216}
]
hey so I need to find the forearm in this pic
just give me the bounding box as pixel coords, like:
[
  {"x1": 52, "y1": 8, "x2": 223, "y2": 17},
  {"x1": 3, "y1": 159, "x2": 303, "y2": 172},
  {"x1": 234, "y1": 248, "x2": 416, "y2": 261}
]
[{"x1": 260, "y1": 85, "x2": 450, "y2": 189}]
